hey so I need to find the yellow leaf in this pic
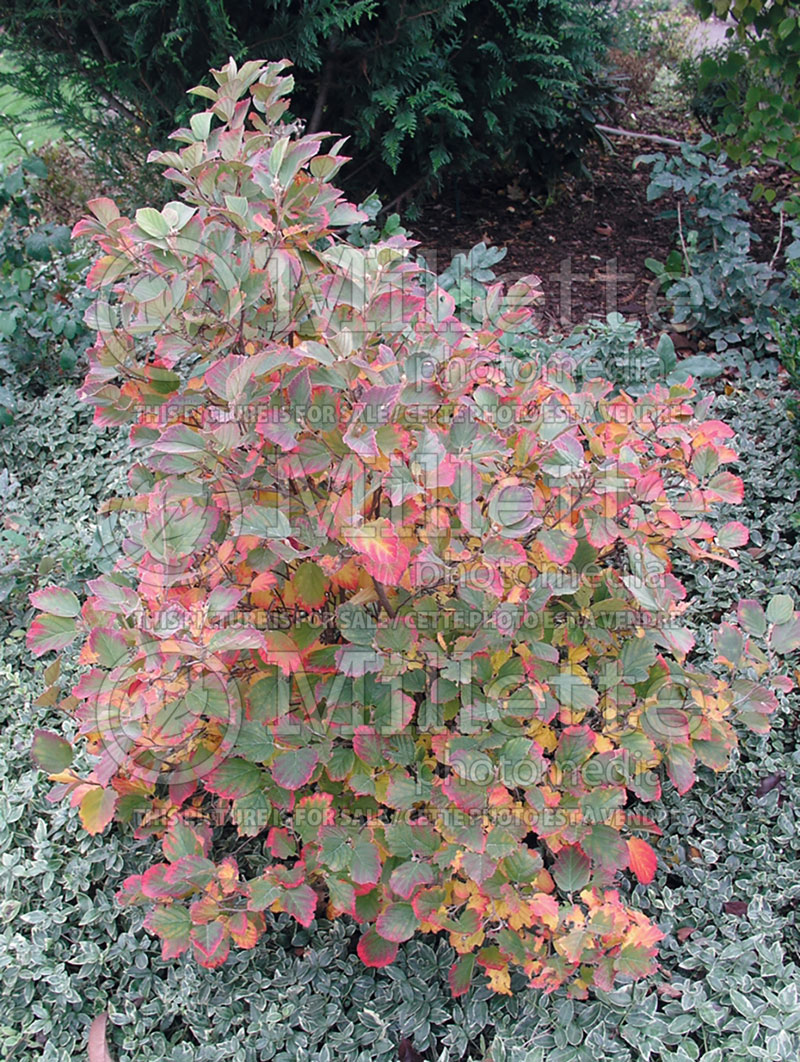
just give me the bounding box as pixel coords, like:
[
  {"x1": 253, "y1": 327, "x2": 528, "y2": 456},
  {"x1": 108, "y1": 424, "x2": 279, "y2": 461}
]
[
  {"x1": 567, "y1": 646, "x2": 590, "y2": 663},
  {"x1": 450, "y1": 929, "x2": 485, "y2": 953},
  {"x1": 486, "y1": 965, "x2": 512, "y2": 995},
  {"x1": 528, "y1": 722, "x2": 557, "y2": 752},
  {"x1": 594, "y1": 733, "x2": 615, "y2": 754}
]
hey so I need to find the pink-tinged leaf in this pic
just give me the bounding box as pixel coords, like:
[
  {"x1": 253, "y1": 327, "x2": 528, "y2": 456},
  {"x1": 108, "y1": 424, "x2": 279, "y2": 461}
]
[
  {"x1": 461, "y1": 851, "x2": 498, "y2": 884},
  {"x1": 88, "y1": 1012, "x2": 115, "y2": 1062},
  {"x1": 585, "y1": 515, "x2": 620, "y2": 549},
  {"x1": 536, "y1": 529, "x2": 577, "y2": 565},
  {"x1": 344, "y1": 518, "x2": 410, "y2": 587},
  {"x1": 27, "y1": 614, "x2": 79, "y2": 655},
  {"x1": 389, "y1": 861, "x2": 435, "y2": 900},
  {"x1": 706, "y1": 471, "x2": 743, "y2": 504},
  {"x1": 375, "y1": 902, "x2": 420, "y2": 943},
  {"x1": 271, "y1": 747, "x2": 319, "y2": 790},
  {"x1": 164, "y1": 855, "x2": 217, "y2": 891},
  {"x1": 627, "y1": 837, "x2": 658, "y2": 885},
  {"x1": 86, "y1": 576, "x2": 140, "y2": 616},
  {"x1": 87, "y1": 196, "x2": 121, "y2": 225},
  {"x1": 352, "y1": 726, "x2": 386, "y2": 767},
  {"x1": 144, "y1": 904, "x2": 192, "y2": 958},
  {"x1": 29, "y1": 587, "x2": 81, "y2": 618},
  {"x1": 140, "y1": 865, "x2": 172, "y2": 899},
  {"x1": 227, "y1": 910, "x2": 261, "y2": 949},
  {"x1": 640, "y1": 704, "x2": 689, "y2": 744},
  {"x1": 357, "y1": 927, "x2": 399, "y2": 968},
  {"x1": 116, "y1": 873, "x2": 145, "y2": 905},
  {"x1": 31, "y1": 730, "x2": 73, "y2": 773},
  {"x1": 190, "y1": 920, "x2": 230, "y2": 967},
  {"x1": 79, "y1": 787, "x2": 118, "y2": 835},
  {"x1": 716, "y1": 521, "x2": 749, "y2": 549},
  {"x1": 625, "y1": 813, "x2": 663, "y2": 836},
  {"x1": 342, "y1": 422, "x2": 379, "y2": 457},
  {"x1": 351, "y1": 838, "x2": 382, "y2": 885},
  {"x1": 207, "y1": 628, "x2": 266, "y2": 653},
  {"x1": 256, "y1": 632, "x2": 303, "y2": 675},
  {"x1": 665, "y1": 745, "x2": 696, "y2": 794},
  {"x1": 258, "y1": 417, "x2": 301, "y2": 451},
  {"x1": 737, "y1": 599, "x2": 767, "y2": 637},
  {"x1": 141, "y1": 501, "x2": 218, "y2": 562},
  {"x1": 449, "y1": 953, "x2": 476, "y2": 997},
  {"x1": 281, "y1": 883, "x2": 318, "y2": 926},
  {"x1": 529, "y1": 893, "x2": 560, "y2": 930},
  {"x1": 266, "y1": 827, "x2": 297, "y2": 860},
  {"x1": 205, "y1": 758, "x2": 263, "y2": 799},
  {"x1": 88, "y1": 628, "x2": 129, "y2": 668}
]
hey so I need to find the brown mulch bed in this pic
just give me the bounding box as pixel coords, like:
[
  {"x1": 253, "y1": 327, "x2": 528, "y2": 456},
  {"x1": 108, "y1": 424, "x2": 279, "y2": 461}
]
[
  {"x1": 411, "y1": 115, "x2": 789, "y2": 340},
  {"x1": 412, "y1": 136, "x2": 675, "y2": 333}
]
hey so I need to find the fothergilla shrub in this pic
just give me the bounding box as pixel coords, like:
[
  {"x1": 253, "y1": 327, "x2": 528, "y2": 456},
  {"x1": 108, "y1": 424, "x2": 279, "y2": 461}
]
[{"x1": 28, "y1": 60, "x2": 800, "y2": 998}]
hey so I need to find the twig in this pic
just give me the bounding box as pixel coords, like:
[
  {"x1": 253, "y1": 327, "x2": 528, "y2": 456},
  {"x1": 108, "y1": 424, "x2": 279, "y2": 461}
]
[
  {"x1": 595, "y1": 123, "x2": 685, "y2": 148},
  {"x1": 677, "y1": 202, "x2": 692, "y2": 276},
  {"x1": 372, "y1": 578, "x2": 397, "y2": 619},
  {"x1": 382, "y1": 177, "x2": 427, "y2": 213},
  {"x1": 770, "y1": 208, "x2": 786, "y2": 269},
  {"x1": 308, "y1": 42, "x2": 337, "y2": 133}
]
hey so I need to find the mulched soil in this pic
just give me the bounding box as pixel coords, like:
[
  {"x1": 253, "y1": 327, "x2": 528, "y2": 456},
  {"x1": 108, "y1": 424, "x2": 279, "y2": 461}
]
[{"x1": 411, "y1": 110, "x2": 789, "y2": 344}]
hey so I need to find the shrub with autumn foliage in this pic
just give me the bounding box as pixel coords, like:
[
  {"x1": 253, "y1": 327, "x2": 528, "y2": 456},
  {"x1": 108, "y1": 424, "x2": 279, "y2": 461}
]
[{"x1": 28, "y1": 59, "x2": 800, "y2": 999}]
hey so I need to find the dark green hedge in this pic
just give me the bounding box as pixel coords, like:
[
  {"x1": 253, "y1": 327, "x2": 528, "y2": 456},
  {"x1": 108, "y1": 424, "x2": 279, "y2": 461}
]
[{"x1": 0, "y1": 0, "x2": 617, "y2": 205}]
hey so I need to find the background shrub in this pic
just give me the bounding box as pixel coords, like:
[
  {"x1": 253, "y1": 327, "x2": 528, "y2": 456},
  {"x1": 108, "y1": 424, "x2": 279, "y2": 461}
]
[
  {"x1": 0, "y1": 0, "x2": 619, "y2": 208},
  {"x1": 638, "y1": 140, "x2": 800, "y2": 373},
  {"x1": 690, "y1": 0, "x2": 800, "y2": 182},
  {"x1": 0, "y1": 156, "x2": 92, "y2": 411}
]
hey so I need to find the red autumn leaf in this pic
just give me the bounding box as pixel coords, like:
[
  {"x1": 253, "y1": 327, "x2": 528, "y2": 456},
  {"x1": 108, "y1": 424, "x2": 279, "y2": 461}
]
[
  {"x1": 627, "y1": 837, "x2": 658, "y2": 885},
  {"x1": 448, "y1": 953, "x2": 476, "y2": 997},
  {"x1": 190, "y1": 920, "x2": 230, "y2": 967},
  {"x1": 357, "y1": 927, "x2": 399, "y2": 968}
]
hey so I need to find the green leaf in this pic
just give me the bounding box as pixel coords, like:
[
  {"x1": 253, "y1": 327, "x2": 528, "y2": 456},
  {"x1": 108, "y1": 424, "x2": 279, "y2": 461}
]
[
  {"x1": 293, "y1": 561, "x2": 327, "y2": 608},
  {"x1": 31, "y1": 729, "x2": 73, "y2": 773},
  {"x1": 205, "y1": 758, "x2": 263, "y2": 799},
  {"x1": 145, "y1": 904, "x2": 192, "y2": 957},
  {"x1": 552, "y1": 846, "x2": 591, "y2": 893},
  {"x1": 767, "y1": 594, "x2": 794, "y2": 625},
  {"x1": 375, "y1": 902, "x2": 420, "y2": 942},
  {"x1": 351, "y1": 837, "x2": 382, "y2": 885},
  {"x1": 79, "y1": 787, "x2": 118, "y2": 835},
  {"x1": 135, "y1": 207, "x2": 171, "y2": 238},
  {"x1": 271, "y1": 747, "x2": 319, "y2": 790},
  {"x1": 449, "y1": 953, "x2": 476, "y2": 997},
  {"x1": 29, "y1": 587, "x2": 81, "y2": 617}
]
